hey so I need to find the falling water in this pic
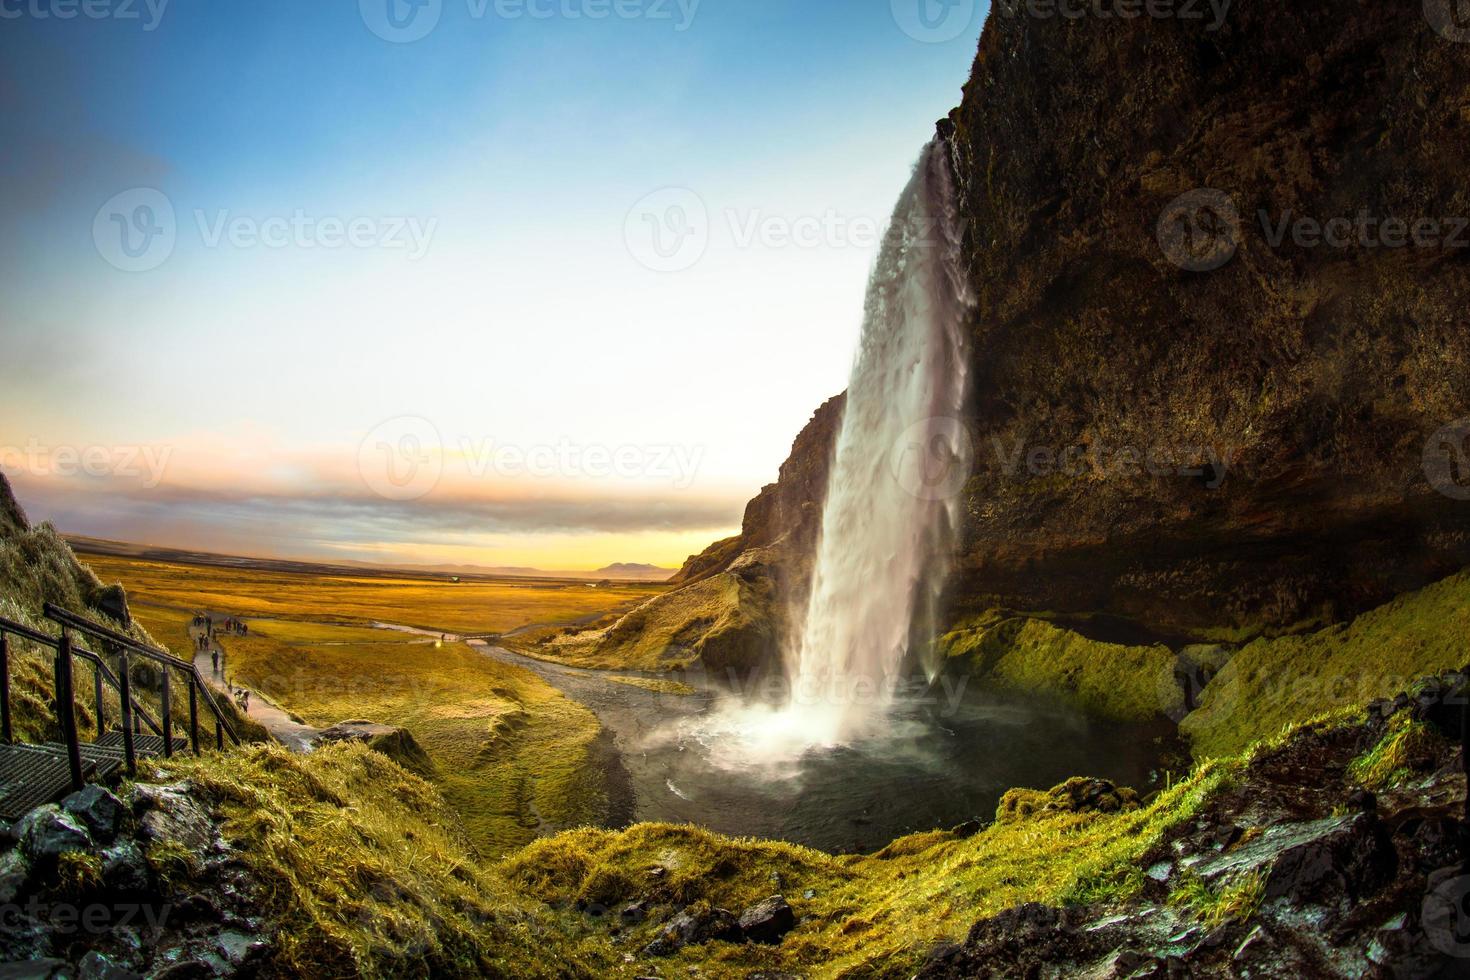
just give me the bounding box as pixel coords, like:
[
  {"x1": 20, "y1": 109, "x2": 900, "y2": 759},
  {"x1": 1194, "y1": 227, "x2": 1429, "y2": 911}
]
[{"x1": 784, "y1": 139, "x2": 974, "y2": 744}]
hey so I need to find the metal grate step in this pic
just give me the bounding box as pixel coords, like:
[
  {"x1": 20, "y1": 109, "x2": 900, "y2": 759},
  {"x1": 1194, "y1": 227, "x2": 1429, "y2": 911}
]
[
  {"x1": 0, "y1": 743, "x2": 122, "y2": 822},
  {"x1": 95, "y1": 730, "x2": 190, "y2": 758}
]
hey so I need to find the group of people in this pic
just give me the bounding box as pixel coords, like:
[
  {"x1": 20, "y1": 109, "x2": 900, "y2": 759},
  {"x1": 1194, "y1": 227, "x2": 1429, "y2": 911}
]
[{"x1": 192, "y1": 611, "x2": 252, "y2": 715}]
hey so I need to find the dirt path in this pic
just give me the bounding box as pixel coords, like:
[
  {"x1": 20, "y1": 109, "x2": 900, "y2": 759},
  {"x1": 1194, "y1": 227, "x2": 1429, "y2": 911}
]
[{"x1": 187, "y1": 621, "x2": 320, "y2": 752}]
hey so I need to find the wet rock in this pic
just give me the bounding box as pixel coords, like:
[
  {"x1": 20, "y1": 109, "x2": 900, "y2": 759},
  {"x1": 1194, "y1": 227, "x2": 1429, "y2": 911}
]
[
  {"x1": 76, "y1": 951, "x2": 142, "y2": 980},
  {"x1": 17, "y1": 805, "x2": 91, "y2": 863},
  {"x1": 0, "y1": 850, "x2": 28, "y2": 904},
  {"x1": 1261, "y1": 814, "x2": 1397, "y2": 908},
  {"x1": 214, "y1": 929, "x2": 267, "y2": 968},
  {"x1": 63, "y1": 787, "x2": 125, "y2": 844},
  {"x1": 997, "y1": 778, "x2": 1141, "y2": 822},
  {"x1": 98, "y1": 840, "x2": 149, "y2": 894},
  {"x1": 1145, "y1": 861, "x2": 1173, "y2": 884},
  {"x1": 738, "y1": 896, "x2": 795, "y2": 945},
  {"x1": 132, "y1": 785, "x2": 213, "y2": 854}
]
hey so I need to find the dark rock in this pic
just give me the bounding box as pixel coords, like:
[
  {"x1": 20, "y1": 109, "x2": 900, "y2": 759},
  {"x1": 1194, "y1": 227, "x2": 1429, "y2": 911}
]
[
  {"x1": 98, "y1": 840, "x2": 149, "y2": 894},
  {"x1": 1262, "y1": 814, "x2": 1397, "y2": 908},
  {"x1": 17, "y1": 805, "x2": 91, "y2": 862},
  {"x1": 88, "y1": 584, "x2": 130, "y2": 628},
  {"x1": 131, "y1": 785, "x2": 213, "y2": 854},
  {"x1": 619, "y1": 901, "x2": 649, "y2": 924},
  {"x1": 62, "y1": 787, "x2": 125, "y2": 843},
  {"x1": 312, "y1": 721, "x2": 435, "y2": 778},
  {"x1": 75, "y1": 952, "x2": 141, "y2": 980},
  {"x1": 0, "y1": 850, "x2": 28, "y2": 904},
  {"x1": 1347, "y1": 789, "x2": 1378, "y2": 814},
  {"x1": 644, "y1": 905, "x2": 742, "y2": 956},
  {"x1": 738, "y1": 896, "x2": 796, "y2": 945},
  {"x1": 950, "y1": 819, "x2": 983, "y2": 839}
]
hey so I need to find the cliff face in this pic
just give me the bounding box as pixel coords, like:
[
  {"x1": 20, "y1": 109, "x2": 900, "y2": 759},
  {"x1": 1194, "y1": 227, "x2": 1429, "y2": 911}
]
[
  {"x1": 945, "y1": 0, "x2": 1470, "y2": 639},
  {"x1": 589, "y1": 1, "x2": 1470, "y2": 672},
  {"x1": 671, "y1": 394, "x2": 845, "y2": 587}
]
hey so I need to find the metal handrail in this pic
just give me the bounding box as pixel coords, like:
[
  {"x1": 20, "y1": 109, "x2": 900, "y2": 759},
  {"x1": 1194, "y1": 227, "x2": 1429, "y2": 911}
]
[
  {"x1": 0, "y1": 605, "x2": 242, "y2": 794},
  {"x1": 44, "y1": 603, "x2": 240, "y2": 750}
]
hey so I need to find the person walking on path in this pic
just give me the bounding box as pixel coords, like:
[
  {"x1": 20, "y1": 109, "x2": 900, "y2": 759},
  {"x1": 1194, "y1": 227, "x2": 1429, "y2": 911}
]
[{"x1": 211, "y1": 648, "x2": 219, "y2": 674}]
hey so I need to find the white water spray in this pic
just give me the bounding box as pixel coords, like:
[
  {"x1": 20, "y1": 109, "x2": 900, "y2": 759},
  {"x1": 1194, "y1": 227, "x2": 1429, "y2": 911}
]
[{"x1": 783, "y1": 139, "x2": 974, "y2": 744}]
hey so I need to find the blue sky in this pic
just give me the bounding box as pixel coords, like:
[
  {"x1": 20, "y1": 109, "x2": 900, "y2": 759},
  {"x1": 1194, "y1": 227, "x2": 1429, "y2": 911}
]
[{"x1": 0, "y1": 0, "x2": 989, "y2": 569}]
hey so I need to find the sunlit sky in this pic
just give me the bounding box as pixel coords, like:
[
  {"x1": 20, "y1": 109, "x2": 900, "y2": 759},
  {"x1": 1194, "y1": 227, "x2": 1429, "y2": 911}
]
[{"x1": 0, "y1": 0, "x2": 989, "y2": 571}]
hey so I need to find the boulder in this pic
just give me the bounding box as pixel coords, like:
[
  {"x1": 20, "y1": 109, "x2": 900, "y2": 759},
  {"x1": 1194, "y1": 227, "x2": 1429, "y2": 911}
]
[
  {"x1": 87, "y1": 583, "x2": 131, "y2": 628},
  {"x1": 17, "y1": 805, "x2": 91, "y2": 863},
  {"x1": 131, "y1": 784, "x2": 214, "y2": 854},
  {"x1": 76, "y1": 951, "x2": 143, "y2": 980},
  {"x1": 738, "y1": 896, "x2": 796, "y2": 945},
  {"x1": 99, "y1": 840, "x2": 150, "y2": 894},
  {"x1": 63, "y1": 786, "x2": 125, "y2": 843},
  {"x1": 313, "y1": 721, "x2": 435, "y2": 778}
]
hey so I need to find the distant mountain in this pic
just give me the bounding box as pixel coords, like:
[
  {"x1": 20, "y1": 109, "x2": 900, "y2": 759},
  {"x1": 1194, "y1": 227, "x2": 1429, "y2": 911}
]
[{"x1": 594, "y1": 563, "x2": 677, "y2": 582}]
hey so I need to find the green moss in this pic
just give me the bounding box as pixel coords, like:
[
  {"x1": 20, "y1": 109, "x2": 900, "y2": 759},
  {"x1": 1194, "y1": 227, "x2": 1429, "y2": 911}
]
[
  {"x1": 1348, "y1": 715, "x2": 1441, "y2": 791},
  {"x1": 940, "y1": 616, "x2": 1177, "y2": 722},
  {"x1": 1169, "y1": 868, "x2": 1266, "y2": 929},
  {"x1": 1181, "y1": 571, "x2": 1470, "y2": 759}
]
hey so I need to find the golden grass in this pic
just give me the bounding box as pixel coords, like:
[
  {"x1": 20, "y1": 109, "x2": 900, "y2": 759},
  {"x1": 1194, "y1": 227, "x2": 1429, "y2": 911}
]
[
  {"x1": 80, "y1": 552, "x2": 662, "y2": 635},
  {"x1": 213, "y1": 623, "x2": 603, "y2": 856}
]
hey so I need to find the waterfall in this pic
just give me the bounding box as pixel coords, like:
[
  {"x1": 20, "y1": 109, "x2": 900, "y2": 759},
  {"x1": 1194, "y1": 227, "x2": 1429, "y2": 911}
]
[{"x1": 784, "y1": 139, "x2": 974, "y2": 743}]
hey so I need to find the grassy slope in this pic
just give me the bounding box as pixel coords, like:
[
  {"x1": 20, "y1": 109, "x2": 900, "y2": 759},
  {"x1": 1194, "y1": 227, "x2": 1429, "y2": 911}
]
[
  {"x1": 939, "y1": 614, "x2": 1178, "y2": 723},
  {"x1": 939, "y1": 571, "x2": 1470, "y2": 759},
  {"x1": 1180, "y1": 570, "x2": 1470, "y2": 758},
  {"x1": 526, "y1": 572, "x2": 765, "y2": 672}
]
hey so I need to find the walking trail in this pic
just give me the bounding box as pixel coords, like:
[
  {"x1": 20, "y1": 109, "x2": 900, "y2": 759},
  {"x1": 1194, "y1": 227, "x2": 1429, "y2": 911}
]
[{"x1": 187, "y1": 619, "x2": 320, "y2": 752}]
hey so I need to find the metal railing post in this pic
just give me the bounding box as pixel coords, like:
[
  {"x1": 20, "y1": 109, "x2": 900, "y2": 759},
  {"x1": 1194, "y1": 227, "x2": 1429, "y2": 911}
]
[
  {"x1": 54, "y1": 631, "x2": 84, "y2": 792},
  {"x1": 0, "y1": 632, "x2": 11, "y2": 744},
  {"x1": 160, "y1": 667, "x2": 172, "y2": 758},
  {"x1": 93, "y1": 664, "x2": 105, "y2": 738},
  {"x1": 189, "y1": 677, "x2": 200, "y2": 755},
  {"x1": 117, "y1": 649, "x2": 136, "y2": 775}
]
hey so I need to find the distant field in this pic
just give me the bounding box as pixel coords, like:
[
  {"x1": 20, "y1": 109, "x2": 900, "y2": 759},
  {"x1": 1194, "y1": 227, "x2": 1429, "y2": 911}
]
[
  {"x1": 81, "y1": 549, "x2": 637, "y2": 854},
  {"x1": 80, "y1": 552, "x2": 662, "y2": 634}
]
